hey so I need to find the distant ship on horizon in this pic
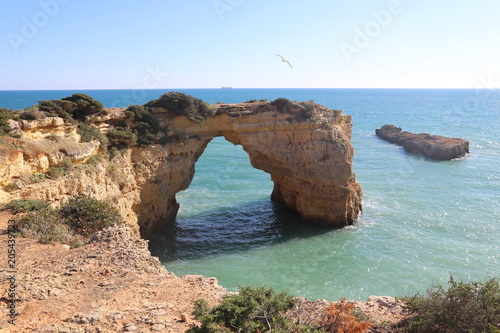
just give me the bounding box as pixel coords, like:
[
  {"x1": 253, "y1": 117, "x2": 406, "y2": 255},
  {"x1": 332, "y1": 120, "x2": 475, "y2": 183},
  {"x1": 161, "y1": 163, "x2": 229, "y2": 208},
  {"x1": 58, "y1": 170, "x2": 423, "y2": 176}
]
[{"x1": 221, "y1": 86, "x2": 232, "y2": 89}]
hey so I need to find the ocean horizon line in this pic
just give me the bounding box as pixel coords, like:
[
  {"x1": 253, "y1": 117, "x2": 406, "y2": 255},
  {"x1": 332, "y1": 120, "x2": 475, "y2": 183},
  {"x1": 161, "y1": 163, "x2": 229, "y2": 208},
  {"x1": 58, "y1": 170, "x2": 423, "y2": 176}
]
[{"x1": 1, "y1": 87, "x2": 496, "y2": 92}]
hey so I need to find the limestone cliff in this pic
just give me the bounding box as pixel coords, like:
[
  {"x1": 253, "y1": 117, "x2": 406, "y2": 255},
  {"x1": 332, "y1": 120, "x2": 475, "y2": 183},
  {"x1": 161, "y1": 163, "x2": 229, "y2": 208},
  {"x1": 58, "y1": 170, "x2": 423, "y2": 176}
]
[
  {"x1": 0, "y1": 100, "x2": 362, "y2": 237},
  {"x1": 158, "y1": 102, "x2": 362, "y2": 229}
]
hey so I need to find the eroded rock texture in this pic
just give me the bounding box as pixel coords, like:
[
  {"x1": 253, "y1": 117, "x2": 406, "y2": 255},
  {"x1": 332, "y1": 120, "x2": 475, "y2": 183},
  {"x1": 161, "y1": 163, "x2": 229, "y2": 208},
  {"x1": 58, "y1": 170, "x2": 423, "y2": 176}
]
[
  {"x1": 0, "y1": 101, "x2": 362, "y2": 237},
  {"x1": 376, "y1": 124, "x2": 469, "y2": 160},
  {"x1": 150, "y1": 101, "x2": 362, "y2": 233}
]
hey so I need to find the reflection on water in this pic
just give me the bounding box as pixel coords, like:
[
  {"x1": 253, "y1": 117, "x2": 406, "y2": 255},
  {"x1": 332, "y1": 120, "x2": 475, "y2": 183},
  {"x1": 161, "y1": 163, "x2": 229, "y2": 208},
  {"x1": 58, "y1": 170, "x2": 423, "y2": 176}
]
[{"x1": 148, "y1": 199, "x2": 331, "y2": 261}]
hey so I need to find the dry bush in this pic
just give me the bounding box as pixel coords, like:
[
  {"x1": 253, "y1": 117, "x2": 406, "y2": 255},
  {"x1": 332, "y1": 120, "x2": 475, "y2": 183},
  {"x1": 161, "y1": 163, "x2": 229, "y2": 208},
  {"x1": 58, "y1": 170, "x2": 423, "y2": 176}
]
[
  {"x1": 319, "y1": 298, "x2": 372, "y2": 333},
  {"x1": 19, "y1": 106, "x2": 46, "y2": 120}
]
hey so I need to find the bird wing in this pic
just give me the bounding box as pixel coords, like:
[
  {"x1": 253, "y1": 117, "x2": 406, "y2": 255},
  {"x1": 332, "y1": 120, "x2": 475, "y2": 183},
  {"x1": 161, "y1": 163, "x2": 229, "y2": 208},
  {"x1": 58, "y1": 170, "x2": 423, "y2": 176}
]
[{"x1": 276, "y1": 54, "x2": 293, "y2": 68}]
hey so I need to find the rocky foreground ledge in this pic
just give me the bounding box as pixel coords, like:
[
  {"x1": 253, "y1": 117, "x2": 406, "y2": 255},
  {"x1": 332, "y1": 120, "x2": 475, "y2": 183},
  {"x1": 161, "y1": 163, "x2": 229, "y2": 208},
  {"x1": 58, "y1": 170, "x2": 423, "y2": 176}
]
[
  {"x1": 0, "y1": 215, "x2": 226, "y2": 332},
  {"x1": 375, "y1": 124, "x2": 469, "y2": 160},
  {"x1": 0, "y1": 214, "x2": 405, "y2": 332}
]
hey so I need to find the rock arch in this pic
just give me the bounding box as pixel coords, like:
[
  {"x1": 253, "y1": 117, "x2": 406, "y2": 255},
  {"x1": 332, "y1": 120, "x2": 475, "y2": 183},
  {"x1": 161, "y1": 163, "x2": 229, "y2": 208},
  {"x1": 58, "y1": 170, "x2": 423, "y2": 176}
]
[{"x1": 136, "y1": 102, "x2": 362, "y2": 238}]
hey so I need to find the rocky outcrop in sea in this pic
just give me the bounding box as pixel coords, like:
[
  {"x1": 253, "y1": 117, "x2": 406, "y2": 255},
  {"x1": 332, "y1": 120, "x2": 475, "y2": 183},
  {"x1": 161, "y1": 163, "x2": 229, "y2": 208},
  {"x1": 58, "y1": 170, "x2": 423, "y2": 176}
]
[{"x1": 375, "y1": 124, "x2": 469, "y2": 160}]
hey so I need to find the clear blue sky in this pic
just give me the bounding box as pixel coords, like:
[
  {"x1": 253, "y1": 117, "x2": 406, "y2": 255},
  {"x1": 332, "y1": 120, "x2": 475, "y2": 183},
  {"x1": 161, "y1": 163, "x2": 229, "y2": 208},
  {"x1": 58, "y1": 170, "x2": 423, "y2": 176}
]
[{"x1": 1, "y1": 0, "x2": 499, "y2": 90}]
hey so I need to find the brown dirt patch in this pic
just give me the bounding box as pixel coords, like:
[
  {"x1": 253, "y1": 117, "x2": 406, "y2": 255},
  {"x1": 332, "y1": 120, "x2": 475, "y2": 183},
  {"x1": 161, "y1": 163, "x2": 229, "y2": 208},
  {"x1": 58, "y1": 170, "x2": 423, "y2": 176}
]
[{"x1": 0, "y1": 212, "x2": 225, "y2": 332}]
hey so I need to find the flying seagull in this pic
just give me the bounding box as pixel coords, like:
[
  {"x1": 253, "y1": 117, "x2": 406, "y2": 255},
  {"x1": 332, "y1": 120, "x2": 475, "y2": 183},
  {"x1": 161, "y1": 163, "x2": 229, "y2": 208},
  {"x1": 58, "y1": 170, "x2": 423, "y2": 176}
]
[{"x1": 276, "y1": 54, "x2": 293, "y2": 68}]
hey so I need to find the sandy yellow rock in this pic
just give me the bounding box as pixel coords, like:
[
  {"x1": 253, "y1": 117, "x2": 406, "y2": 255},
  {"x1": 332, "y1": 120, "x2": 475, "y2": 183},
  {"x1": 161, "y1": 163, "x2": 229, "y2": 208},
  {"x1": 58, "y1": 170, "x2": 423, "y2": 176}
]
[{"x1": 0, "y1": 102, "x2": 362, "y2": 238}]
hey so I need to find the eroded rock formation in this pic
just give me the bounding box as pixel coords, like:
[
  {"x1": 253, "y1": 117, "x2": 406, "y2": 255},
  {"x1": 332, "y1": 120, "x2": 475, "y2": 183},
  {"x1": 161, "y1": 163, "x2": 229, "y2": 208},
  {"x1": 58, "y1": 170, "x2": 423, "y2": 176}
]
[
  {"x1": 376, "y1": 124, "x2": 469, "y2": 160},
  {"x1": 154, "y1": 101, "x2": 362, "y2": 232},
  {"x1": 0, "y1": 101, "x2": 362, "y2": 237}
]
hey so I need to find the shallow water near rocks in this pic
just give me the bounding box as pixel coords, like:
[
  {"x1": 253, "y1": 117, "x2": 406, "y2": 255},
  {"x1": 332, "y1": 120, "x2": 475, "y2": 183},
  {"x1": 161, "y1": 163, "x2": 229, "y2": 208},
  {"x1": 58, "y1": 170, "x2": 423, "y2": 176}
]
[{"x1": 2, "y1": 88, "x2": 498, "y2": 300}]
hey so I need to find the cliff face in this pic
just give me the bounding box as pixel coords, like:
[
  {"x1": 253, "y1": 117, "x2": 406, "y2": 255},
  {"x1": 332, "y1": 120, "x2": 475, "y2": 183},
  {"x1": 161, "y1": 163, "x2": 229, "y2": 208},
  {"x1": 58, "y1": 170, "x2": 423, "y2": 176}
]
[
  {"x1": 152, "y1": 102, "x2": 362, "y2": 232},
  {"x1": 375, "y1": 124, "x2": 469, "y2": 160},
  {"x1": 0, "y1": 101, "x2": 362, "y2": 237}
]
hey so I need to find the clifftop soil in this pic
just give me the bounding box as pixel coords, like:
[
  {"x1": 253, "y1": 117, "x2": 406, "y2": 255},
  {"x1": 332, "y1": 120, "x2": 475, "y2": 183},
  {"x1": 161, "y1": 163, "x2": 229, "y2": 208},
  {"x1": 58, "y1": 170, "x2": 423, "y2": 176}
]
[
  {"x1": 0, "y1": 212, "x2": 225, "y2": 333},
  {"x1": 0, "y1": 211, "x2": 406, "y2": 332}
]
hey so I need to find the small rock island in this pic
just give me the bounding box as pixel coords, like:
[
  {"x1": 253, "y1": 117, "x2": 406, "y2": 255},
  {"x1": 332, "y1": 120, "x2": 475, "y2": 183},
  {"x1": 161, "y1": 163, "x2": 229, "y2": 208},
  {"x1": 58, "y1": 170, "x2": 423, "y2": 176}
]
[{"x1": 375, "y1": 124, "x2": 469, "y2": 160}]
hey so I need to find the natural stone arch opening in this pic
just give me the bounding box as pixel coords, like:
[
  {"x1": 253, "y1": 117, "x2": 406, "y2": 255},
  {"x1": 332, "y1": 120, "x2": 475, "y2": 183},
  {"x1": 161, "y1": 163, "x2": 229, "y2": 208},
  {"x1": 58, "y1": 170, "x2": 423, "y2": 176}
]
[
  {"x1": 175, "y1": 136, "x2": 274, "y2": 216},
  {"x1": 148, "y1": 137, "x2": 336, "y2": 260},
  {"x1": 136, "y1": 102, "x2": 362, "y2": 238}
]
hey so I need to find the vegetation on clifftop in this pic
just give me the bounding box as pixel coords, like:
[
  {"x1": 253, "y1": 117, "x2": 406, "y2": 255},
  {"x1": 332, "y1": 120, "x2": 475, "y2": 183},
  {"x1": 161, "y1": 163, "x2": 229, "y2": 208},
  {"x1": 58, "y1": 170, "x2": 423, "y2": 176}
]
[
  {"x1": 189, "y1": 285, "x2": 320, "y2": 333},
  {"x1": 5, "y1": 196, "x2": 123, "y2": 246},
  {"x1": 1, "y1": 198, "x2": 51, "y2": 214},
  {"x1": 145, "y1": 91, "x2": 215, "y2": 123},
  {"x1": 399, "y1": 276, "x2": 500, "y2": 333},
  {"x1": 189, "y1": 277, "x2": 500, "y2": 333},
  {"x1": 6, "y1": 92, "x2": 331, "y2": 153},
  {"x1": 244, "y1": 98, "x2": 268, "y2": 103},
  {"x1": 112, "y1": 104, "x2": 165, "y2": 147},
  {"x1": 37, "y1": 93, "x2": 107, "y2": 122},
  {"x1": 15, "y1": 93, "x2": 171, "y2": 154},
  {"x1": 188, "y1": 285, "x2": 372, "y2": 333},
  {"x1": 59, "y1": 196, "x2": 123, "y2": 237},
  {"x1": 0, "y1": 107, "x2": 17, "y2": 137},
  {"x1": 269, "y1": 98, "x2": 318, "y2": 121},
  {"x1": 77, "y1": 122, "x2": 108, "y2": 145},
  {"x1": 270, "y1": 97, "x2": 296, "y2": 111}
]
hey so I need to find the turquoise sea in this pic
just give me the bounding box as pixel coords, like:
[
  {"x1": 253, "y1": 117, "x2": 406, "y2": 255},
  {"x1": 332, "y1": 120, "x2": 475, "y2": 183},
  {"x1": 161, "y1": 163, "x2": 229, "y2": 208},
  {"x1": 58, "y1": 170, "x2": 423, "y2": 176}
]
[{"x1": 1, "y1": 88, "x2": 498, "y2": 300}]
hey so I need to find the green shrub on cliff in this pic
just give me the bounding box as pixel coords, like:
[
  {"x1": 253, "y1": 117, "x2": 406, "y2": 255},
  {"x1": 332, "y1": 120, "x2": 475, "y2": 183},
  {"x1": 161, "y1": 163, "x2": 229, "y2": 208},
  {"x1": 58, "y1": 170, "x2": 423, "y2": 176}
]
[
  {"x1": 245, "y1": 99, "x2": 268, "y2": 103},
  {"x1": 10, "y1": 196, "x2": 123, "y2": 245},
  {"x1": 106, "y1": 128, "x2": 137, "y2": 151},
  {"x1": 38, "y1": 99, "x2": 78, "y2": 122},
  {"x1": 299, "y1": 102, "x2": 317, "y2": 120},
  {"x1": 145, "y1": 91, "x2": 215, "y2": 123},
  {"x1": 18, "y1": 106, "x2": 46, "y2": 120},
  {"x1": 59, "y1": 196, "x2": 123, "y2": 237},
  {"x1": 61, "y1": 93, "x2": 106, "y2": 120},
  {"x1": 270, "y1": 97, "x2": 295, "y2": 112},
  {"x1": 0, "y1": 108, "x2": 13, "y2": 136},
  {"x1": 399, "y1": 276, "x2": 500, "y2": 333},
  {"x1": 188, "y1": 285, "x2": 322, "y2": 333},
  {"x1": 74, "y1": 103, "x2": 167, "y2": 153},
  {"x1": 116, "y1": 104, "x2": 164, "y2": 147},
  {"x1": 270, "y1": 98, "x2": 318, "y2": 120},
  {"x1": 1, "y1": 199, "x2": 51, "y2": 214},
  {"x1": 77, "y1": 122, "x2": 108, "y2": 145},
  {"x1": 38, "y1": 93, "x2": 106, "y2": 122},
  {"x1": 12, "y1": 207, "x2": 74, "y2": 244}
]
